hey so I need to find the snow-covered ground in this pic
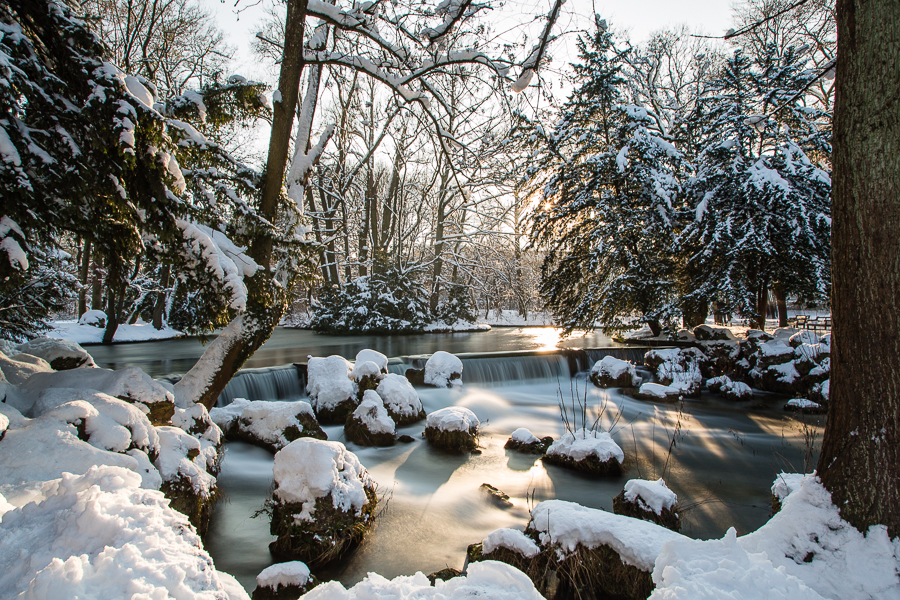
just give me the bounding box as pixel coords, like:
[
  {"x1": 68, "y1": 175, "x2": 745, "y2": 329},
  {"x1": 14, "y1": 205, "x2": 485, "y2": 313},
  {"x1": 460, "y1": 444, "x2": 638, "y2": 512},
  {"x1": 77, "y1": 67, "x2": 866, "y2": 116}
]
[{"x1": 48, "y1": 320, "x2": 183, "y2": 344}]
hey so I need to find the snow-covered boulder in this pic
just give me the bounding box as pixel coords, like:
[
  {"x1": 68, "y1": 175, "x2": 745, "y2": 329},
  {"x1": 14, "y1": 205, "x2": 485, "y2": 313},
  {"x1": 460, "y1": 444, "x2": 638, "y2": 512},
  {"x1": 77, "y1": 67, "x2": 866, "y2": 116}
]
[
  {"x1": 0, "y1": 466, "x2": 238, "y2": 599},
  {"x1": 590, "y1": 356, "x2": 640, "y2": 388},
  {"x1": 755, "y1": 339, "x2": 795, "y2": 368},
  {"x1": 644, "y1": 348, "x2": 706, "y2": 396},
  {"x1": 784, "y1": 398, "x2": 826, "y2": 414},
  {"x1": 78, "y1": 309, "x2": 107, "y2": 327},
  {"x1": 171, "y1": 403, "x2": 221, "y2": 445},
  {"x1": 306, "y1": 355, "x2": 357, "y2": 424},
  {"x1": 424, "y1": 351, "x2": 463, "y2": 388},
  {"x1": 424, "y1": 406, "x2": 479, "y2": 452},
  {"x1": 351, "y1": 350, "x2": 387, "y2": 394},
  {"x1": 613, "y1": 478, "x2": 680, "y2": 531},
  {"x1": 15, "y1": 337, "x2": 96, "y2": 370},
  {"x1": 155, "y1": 425, "x2": 219, "y2": 534},
  {"x1": 18, "y1": 366, "x2": 175, "y2": 425},
  {"x1": 354, "y1": 349, "x2": 388, "y2": 373},
  {"x1": 298, "y1": 561, "x2": 544, "y2": 600},
  {"x1": 504, "y1": 427, "x2": 553, "y2": 454},
  {"x1": 344, "y1": 391, "x2": 396, "y2": 447},
  {"x1": 467, "y1": 528, "x2": 542, "y2": 582},
  {"x1": 789, "y1": 330, "x2": 821, "y2": 348},
  {"x1": 809, "y1": 379, "x2": 830, "y2": 404},
  {"x1": 633, "y1": 382, "x2": 682, "y2": 402},
  {"x1": 376, "y1": 373, "x2": 425, "y2": 426},
  {"x1": 268, "y1": 439, "x2": 377, "y2": 566},
  {"x1": 693, "y1": 325, "x2": 737, "y2": 341},
  {"x1": 752, "y1": 360, "x2": 802, "y2": 394},
  {"x1": 706, "y1": 375, "x2": 754, "y2": 401},
  {"x1": 0, "y1": 352, "x2": 54, "y2": 386},
  {"x1": 211, "y1": 398, "x2": 325, "y2": 452},
  {"x1": 542, "y1": 429, "x2": 624, "y2": 476},
  {"x1": 254, "y1": 561, "x2": 316, "y2": 600}
]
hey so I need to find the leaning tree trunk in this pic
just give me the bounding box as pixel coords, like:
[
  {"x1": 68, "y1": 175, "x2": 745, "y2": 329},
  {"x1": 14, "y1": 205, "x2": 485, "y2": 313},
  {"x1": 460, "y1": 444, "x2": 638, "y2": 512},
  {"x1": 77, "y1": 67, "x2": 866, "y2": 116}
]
[
  {"x1": 816, "y1": 0, "x2": 900, "y2": 538},
  {"x1": 174, "y1": 0, "x2": 309, "y2": 411}
]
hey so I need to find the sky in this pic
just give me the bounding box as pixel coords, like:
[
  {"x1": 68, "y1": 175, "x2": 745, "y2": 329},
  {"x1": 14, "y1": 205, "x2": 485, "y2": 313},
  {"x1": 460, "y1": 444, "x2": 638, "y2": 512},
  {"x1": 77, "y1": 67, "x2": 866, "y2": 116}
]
[{"x1": 202, "y1": 0, "x2": 736, "y2": 83}]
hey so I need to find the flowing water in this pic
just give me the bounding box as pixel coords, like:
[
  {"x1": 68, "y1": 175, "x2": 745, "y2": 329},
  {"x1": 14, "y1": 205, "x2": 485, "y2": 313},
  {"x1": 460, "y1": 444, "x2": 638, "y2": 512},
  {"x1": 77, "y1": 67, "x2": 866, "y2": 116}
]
[{"x1": 198, "y1": 352, "x2": 823, "y2": 593}]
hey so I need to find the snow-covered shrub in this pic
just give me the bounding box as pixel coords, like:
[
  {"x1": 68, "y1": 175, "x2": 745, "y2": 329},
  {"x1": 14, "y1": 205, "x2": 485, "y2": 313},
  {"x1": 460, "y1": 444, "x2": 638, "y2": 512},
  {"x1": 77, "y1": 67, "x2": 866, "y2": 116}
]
[
  {"x1": 542, "y1": 430, "x2": 624, "y2": 476},
  {"x1": 432, "y1": 280, "x2": 477, "y2": 326},
  {"x1": 210, "y1": 398, "x2": 326, "y2": 452},
  {"x1": 424, "y1": 351, "x2": 463, "y2": 388},
  {"x1": 590, "y1": 356, "x2": 640, "y2": 388},
  {"x1": 644, "y1": 348, "x2": 706, "y2": 396},
  {"x1": 424, "y1": 407, "x2": 479, "y2": 453},
  {"x1": 310, "y1": 259, "x2": 428, "y2": 334},
  {"x1": 14, "y1": 337, "x2": 96, "y2": 370},
  {"x1": 504, "y1": 427, "x2": 553, "y2": 454},
  {"x1": 0, "y1": 466, "x2": 237, "y2": 599},
  {"x1": 254, "y1": 561, "x2": 316, "y2": 600},
  {"x1": 375, "y1": 373, "x2": 425, "y2": 426},
  {"x1": 268, "y1": 439, "x2": 377, "y2": 566},
  {"x1": 306, "y1": 355, "x2": 357, "y2": 424},
  {"x1": 613, "y1": 478, "x2": 680, "y2": 531},
  {"x1": 299, "y1": 561, "x2": 544, "y2": 600},
  {"x1": 344, "y1": 391, "x2": 396, "y2": 447}
]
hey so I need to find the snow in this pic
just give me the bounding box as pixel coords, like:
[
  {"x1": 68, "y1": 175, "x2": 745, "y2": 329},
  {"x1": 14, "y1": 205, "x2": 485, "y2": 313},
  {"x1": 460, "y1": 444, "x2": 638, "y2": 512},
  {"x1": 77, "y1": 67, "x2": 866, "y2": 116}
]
[
  {"x1": 0, "y1": 465, "x2": 235, "y2": 599},
  {"x1": 786, "y1": 398, "x2": 823, "y2": 410},
  {"x1": 758, "y1": 340, "x2": 794, "y2": 358},
  {"x1": 300, "y1": 561, "x2": 544, "y2": 600},
  {"x1": 591, "y1": 356, "x2": 639, "y2": 386},
  {"x1": 0, "y1": 352, "x2": 54, "y2": 386},
  {"x1": 0, "y1": 127, "x2": 22, "y2": 166},
  {"x1": 511, "y1": 68, "x2": 535, "y2": 93},
  {"x1": 624, "y1": 478, "x2": 678, "y2": 515},
  {"x1": 424, "y1": 351, "x2": 463, "y2": 387},
  {"x1": 482, "y1": 528, "x2": 541, "y2": 558},
  {"x1": 375, "y1": 373, "x2": 422, "y2": 420},
  {"x1": 15, "y1": 337, "x2": 96, "y2": 368},
  {"x1": 768, "y1": 361, "x2": 800, "y2": 383},
  {"x1": 220, "y1": 572, "x2": 251, "y2": 600},
  {"x1": 355, "y1": 349, "x2": 388, "y2": 373},
  {"x1": 771, "y1": 472, "x2": 805, "y2": 502},
  {"x1": 50, "y1": 319, "x2": 183, "y2": 344},
  {"x1": 352, "y1": 391, "x2": 396, "y2": 435},
  {"x1": 0, "y1": 232, "x2": 28, "y2": 270},
  {"x1": 426, "y1": 406, "x2": 479, "y2": 432},
  {"x1": 256, "y1": 561, "x2": 311, "y2": 591},
  {"x1": 424, "y1": 319, "x2": 492, "y2": 332},
  {"x1": 351, "y1": 360, "x2": 382, "y2": 380},
  {"x1": 210, "y1": 398, "x2": 317, "y2": 451},
  {"x1": 652, "y1": 475, "x2": 900, "y2": 600},
  {"x1": 511, "y1": 427, "x2": 541, "y2": 444},
  {"x1": 529, "y1": 500, "x2": 685, "y2": 570},
  {"x1": 790, "y1": 330, "x2": 821, "y2": 346},
  {"x1": 545, "y1": 430, "x2": 624, "y2": 464},
  {"x1": 272, "y1": 438, "x2": 372, "y2": 521},
  {"x1": 306, "y1": 355, "x2": 356, "y2": 410},
  {"x1": 638, "y1": 382, "x2": 680, "y2": 399},
  {"x1": 156, "y1": 426, "x2": 217, "y2": 497}
]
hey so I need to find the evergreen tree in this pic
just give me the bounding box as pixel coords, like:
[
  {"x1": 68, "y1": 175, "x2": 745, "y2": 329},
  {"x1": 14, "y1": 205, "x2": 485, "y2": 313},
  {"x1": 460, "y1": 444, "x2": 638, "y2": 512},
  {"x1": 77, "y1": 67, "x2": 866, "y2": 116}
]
[
  {"x1": 530, "y1": 17, "x2": 682, "y2": 336},
  {"x1": 679, "y1": 47, "x2": 831, "y2": 329}
]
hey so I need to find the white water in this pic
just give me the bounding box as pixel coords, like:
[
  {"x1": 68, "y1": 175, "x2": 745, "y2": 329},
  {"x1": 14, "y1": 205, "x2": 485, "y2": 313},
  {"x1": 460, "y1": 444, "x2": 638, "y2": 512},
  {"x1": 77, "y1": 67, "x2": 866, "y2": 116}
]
[{"x1": 205, "y1": 360, "x2": 822, "y2": 592}]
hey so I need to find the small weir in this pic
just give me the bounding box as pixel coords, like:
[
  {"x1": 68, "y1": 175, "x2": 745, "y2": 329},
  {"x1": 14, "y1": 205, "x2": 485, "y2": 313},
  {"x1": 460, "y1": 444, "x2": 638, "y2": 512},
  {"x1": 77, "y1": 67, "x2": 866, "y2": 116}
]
[{"x1": 216, "y1": 365, "x2": 306, "y2": 406}]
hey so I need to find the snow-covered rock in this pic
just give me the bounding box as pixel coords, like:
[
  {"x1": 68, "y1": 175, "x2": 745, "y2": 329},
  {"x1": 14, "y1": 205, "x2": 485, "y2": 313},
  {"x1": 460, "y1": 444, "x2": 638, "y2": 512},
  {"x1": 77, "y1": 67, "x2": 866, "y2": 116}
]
[
  {"x1": 706, "y1": 375, "x2": 754, "y2": 400},
  {"x1": 0, "y1": 352, "x2": 54, "y2": 386},
  {"x1": 210, "y1": 398, "x2": 325, "y2": 452},
  {"x1": 644, "y1": 348, "x2": 706, "y2": 396},
  {"x1": 17, "y1": 366, "x2": 175, "y2": 425},
  {"x1": 354, "y1": 349, "x2": 388, "y2": 373},
  {"x1": 634, "y1": 382, "x2": 682, "y2": 402},
  {"x1": 0, "y1": 338, "x2": 18, "y2": 356},
  {"x1": 0, "y1": 466, "x2": 237, "y2": 599},
  {"x1": 424, "y1": 351, "x2": 463, "y2": 388},
  {"x1": 14, "y1": 337, "x2": 96, "y2": 370},
  {"x1": 614, "y1": 478, "x2": 680, "y2": 531},
  {"x1": 693, "y1": 325, "x2": 737, "y2": 341},
  {"x1": 306, "y1": 355, "x2": 357, "y2": 424},
  {"x1": 78, "y1": 309, "x2": 107, "y2": 327},
  {"x1": 590, "y1": 356, "x2": 640, "y2": 388},
  {"x1": 155, "y1": 425, "x2": 218, "y2": 532},
  {"x1": 789, "y1": 330, "x2": 821, "y2": 348},
  {"x1": 482, "y1": 528, "x2": 541, "y2": 558},
  {"x1": 345, "y1": 390, "x2": 396, "y2": 447},
  {"x1": 504, "y1": 427, "x2": 552, "y2": 454},
  {"x1": 254, "y1": 561, "x2": 315, "y2": 599},
  {"x1": 424, "y1": 406, "x2": 479, "y2": 452},
  {"x1": 543, "y1": 429, "x2": 624, "y2": 476},
  {"x1": 784, "y1": 398, "x2": 826, "y2": 414},
  {"x1": 269, "y1": 438, "x2": 377, "y2": 565},
  {"x1": 376, "y1": 373, "x2": 425, "y2": 426},
  {"x1": 299, "y1": 561, "x2": 544, "y2": 600}
]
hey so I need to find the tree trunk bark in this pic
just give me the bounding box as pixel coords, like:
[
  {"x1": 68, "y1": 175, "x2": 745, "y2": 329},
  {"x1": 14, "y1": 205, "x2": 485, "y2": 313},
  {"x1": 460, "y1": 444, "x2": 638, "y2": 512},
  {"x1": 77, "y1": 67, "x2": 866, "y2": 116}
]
[
  {"x1": 91, "y1": 255, "x2": 103, "y2": 310},
  {"x1": 681, "y1": 299, "x2": 708, "y2": 329},
  {"x1": 817, "y1": 0, "x2": 900, "y2": 538},
  {"x1": 773, "y1": 283, "x2": 788, "y2": 328},
  {"x1": 755, "y1": 278, "x2": 768, "y2": 331},
  {"x1": 78, "y1": 239, "x2": 91, "y2": 317},
  {"x1": 101, "y1": 259, "x2": 124, "y2": 344},
  {"x1": 152, "y1": 264, "x2": 170, "y2": 330}
]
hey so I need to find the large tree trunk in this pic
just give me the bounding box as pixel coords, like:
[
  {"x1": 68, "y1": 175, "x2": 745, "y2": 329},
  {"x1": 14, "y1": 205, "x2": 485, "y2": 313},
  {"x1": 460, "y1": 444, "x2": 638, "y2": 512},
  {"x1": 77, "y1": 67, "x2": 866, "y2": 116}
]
[
  {"x1": 78, "y1": 239, "x2": 91, "y2": 317},
  {"x1": 816, "y1": 0, "x2": 900, "y2": 538},
  {"x1": 754, "y1": 278, "x2": 768, "y2": 331},
  {"x1": 773, "y1": 283, "x2": 788, "y2": 328}
]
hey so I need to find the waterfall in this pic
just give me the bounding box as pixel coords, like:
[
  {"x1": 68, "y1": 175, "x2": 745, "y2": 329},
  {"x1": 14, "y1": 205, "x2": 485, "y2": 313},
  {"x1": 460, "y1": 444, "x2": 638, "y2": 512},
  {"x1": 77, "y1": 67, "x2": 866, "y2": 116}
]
[{"x1": 216, "y1": 365, "x2": 305, "y2": 406}]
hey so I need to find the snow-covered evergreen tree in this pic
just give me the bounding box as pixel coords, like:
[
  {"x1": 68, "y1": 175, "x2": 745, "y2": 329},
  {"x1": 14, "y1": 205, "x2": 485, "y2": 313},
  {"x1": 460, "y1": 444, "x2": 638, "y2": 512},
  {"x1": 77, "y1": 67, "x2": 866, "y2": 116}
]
[
  {"x1": 530, "y1": 18, "x2": 683, "y2": 336},
  {"x1": 678, "y1": 47, "x2": 831, "y2": 328}
]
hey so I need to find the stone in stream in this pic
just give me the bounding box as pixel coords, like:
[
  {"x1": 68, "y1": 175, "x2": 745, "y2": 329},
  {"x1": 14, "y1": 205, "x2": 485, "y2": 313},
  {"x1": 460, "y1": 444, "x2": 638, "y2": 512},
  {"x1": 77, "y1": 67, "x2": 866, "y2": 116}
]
[
  {"x1": 252, "y1": 561, "x2": 317, "y2": 600},
  {"x1": 423, "y1": 406, "x2": 479, "y2": 453},
  {"x1": 210, "y1": 398, "x2": 326, "y2": 453},
  {"x1": 504, "y1": 428, "x2": 553, "y2": 455},
  {"x1": 344, "y1": 391, "x2": 397, "y2": 447},
  {"x1": 541, "y1": 430, "x2": 624, "y2": 477},
  {"x1": 306, "y1": 355, "x2": 358, "y2": 425},
  {"x1": 612, "y1": 478, "x2": 681, "y2": 532}
]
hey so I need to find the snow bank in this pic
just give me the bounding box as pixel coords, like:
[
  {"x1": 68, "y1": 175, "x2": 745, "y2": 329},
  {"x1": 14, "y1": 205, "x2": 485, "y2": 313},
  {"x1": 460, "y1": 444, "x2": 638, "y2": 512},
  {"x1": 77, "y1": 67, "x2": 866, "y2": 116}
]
[
  {"x1": 306, "y1": 355, "x2": 355, "y2": 410},
  {"x1": 49, "y1": 319, "x2": 183, "y2": 344},
  {"x1": 0, "y1": 466, "x2": 233, "y2": 599},
  {"x1": 529, "y1": 500, "x2": 685, "y2": 570},
  {"x1": 256, "y1": 561, "x2": 311, "y2": 591},
  {"x1": 272, "y1": 438, "x2": 372, "y2": 521},
  {"x1": 482, "y1": 528, "x2": 541, "y2": 558},
  {"x1": 624, "y1": 478, "x2": 677, "y2": 515},
  {"x1": 299, "y1": 561, "x2": 544, "y2": 600},
  {"x1": 0, "y1": 352, "x2": 54, "y2": 386},
  {"x1": 424, "y1": 350, "x2": 463, "y2": 387},
  {"x1": 426, "y1": 406, "x2": 479, "y2": 432},
  {"x1": 545, "y1": 430, "x2": 624, "y2": 464},
  {"x1": 771, "y1": 472, "x2": 805, "y2": 503}
]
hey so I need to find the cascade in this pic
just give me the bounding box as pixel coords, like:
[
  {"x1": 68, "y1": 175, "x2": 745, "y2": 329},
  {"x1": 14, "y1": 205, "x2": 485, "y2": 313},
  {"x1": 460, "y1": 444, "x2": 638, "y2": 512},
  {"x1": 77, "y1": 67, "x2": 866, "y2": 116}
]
[{"x1": 216, "y1": 365, "x2": 305, "y2": 406}]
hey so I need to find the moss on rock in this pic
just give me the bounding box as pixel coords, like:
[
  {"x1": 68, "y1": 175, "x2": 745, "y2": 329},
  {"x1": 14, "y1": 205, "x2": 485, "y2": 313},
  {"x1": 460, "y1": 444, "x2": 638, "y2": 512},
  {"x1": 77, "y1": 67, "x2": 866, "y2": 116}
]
[
  {"x1": 612, "y1": 491, "x2": 681, "y2": 532},
  {"x1": 541, "y1": 452, "x2": 623, "y2": 477},
  {"x1": 424, "y1": 425, "x2": 478, "y2": 453},
  {"x1": 504, "y1": 436, "x2": 553, "y2": 455},
  {"x1": 160, "y1": 478, "x2": 217, "y2": 537},
  {"x1": 313, "y1": 398, "x2": 360, "y2": 425}
]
